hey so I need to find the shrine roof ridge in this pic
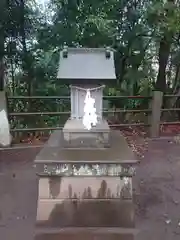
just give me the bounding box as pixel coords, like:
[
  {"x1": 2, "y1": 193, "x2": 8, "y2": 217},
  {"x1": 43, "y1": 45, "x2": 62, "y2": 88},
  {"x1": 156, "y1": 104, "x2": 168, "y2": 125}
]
[{"x1": 61, "y1": 47, "x2": 115, "y2": 53}]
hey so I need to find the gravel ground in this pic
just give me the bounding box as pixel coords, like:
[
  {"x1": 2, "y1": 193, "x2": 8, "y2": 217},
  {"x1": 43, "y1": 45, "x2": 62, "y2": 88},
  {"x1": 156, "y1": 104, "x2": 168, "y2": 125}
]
[
  {"x1": 134, "y1": 139, "x2": 180, "y2": 240},
  {"x1": 1, "y1": 139, "x2": 180, "y2": 240}
]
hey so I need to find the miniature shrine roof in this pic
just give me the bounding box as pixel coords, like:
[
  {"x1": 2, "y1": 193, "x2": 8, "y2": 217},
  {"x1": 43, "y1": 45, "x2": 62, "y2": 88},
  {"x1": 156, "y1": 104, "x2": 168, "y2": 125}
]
[{"x1": 57, "y1": 47, "x2": 116, "y2": 81}]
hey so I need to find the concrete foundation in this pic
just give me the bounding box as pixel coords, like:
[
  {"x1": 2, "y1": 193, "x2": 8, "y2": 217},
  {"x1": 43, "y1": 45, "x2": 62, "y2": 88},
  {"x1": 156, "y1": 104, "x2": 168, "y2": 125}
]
[{"x1": 35, "y1": 230, "x2": 135, "y2": 240}]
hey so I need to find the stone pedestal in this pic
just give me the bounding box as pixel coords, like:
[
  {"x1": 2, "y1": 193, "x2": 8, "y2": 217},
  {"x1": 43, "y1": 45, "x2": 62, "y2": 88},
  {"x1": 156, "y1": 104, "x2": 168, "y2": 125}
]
[{"x1": 34, "y1": 130, "x2": 138, "y2": 240}]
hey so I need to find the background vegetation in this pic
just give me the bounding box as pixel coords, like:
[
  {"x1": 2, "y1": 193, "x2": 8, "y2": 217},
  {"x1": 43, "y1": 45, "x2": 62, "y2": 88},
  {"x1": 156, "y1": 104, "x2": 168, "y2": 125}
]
[{"x1": 1, "y1": 0, "x2": 180, "y2": 136}]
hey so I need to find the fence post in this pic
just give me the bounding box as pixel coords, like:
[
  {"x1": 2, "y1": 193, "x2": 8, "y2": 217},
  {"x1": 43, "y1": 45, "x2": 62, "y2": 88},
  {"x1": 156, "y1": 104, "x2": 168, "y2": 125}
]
[
  {"x1": 150, "y1": 91, "x2": 163, "y2": 138},
  {"x1": 0, "y1": 91, "x2": 8, "y2": 114}
]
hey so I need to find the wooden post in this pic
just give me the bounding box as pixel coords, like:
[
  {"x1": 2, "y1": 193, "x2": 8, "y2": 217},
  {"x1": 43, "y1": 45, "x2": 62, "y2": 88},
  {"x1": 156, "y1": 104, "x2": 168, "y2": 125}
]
[
  {"x1": 148, "y1": 97, "x2": 152, "y2": 126},
  {"x1": 150, "y1": 91, "x2": 163, "y2": 138},
  {"x1": 0, "y1": 91, "x2": 7, "y2": 114}
]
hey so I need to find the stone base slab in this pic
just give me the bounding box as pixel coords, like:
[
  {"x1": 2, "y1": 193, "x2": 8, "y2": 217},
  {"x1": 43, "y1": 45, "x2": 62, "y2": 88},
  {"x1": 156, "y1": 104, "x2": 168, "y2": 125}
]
[{"x1": 36, "y1": 199, "x2": 135, "y2": 228}]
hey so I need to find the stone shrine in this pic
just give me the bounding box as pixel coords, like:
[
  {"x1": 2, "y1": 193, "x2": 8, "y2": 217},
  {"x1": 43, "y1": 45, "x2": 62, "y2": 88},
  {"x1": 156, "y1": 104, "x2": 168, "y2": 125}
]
[
  {"x1": 34, "y1": 47, "x2": 138, "y2": 240},
  {"x1": 60, "y1": 47, "x2": 115, "y2": 148},
  {"x1": 0, "y1": 91, "x2": 12, "y2": 147}
]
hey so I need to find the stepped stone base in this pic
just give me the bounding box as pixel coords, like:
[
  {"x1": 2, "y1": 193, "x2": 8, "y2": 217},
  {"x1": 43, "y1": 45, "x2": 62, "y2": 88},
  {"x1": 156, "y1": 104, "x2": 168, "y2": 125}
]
[{"x1": 63, "y1": 118, "x2": 110, "y2": 148}]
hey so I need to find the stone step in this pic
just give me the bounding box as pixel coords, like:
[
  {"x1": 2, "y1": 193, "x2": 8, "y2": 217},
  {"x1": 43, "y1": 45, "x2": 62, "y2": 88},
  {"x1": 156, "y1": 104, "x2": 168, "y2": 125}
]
[
  {"x1": 34, "y1": 130, "x2": 136, "y2": 163},
  {"x1": 35, "y1": 227, "x2": 138, "y2": 240}
]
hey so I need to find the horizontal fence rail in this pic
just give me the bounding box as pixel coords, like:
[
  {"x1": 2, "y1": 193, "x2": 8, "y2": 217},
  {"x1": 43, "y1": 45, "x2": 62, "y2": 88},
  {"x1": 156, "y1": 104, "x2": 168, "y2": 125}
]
[
  {"x1": 161, "y1": 108, "x2": 180, "y2": 111},
  {"x1": 164, "y1": 94, "x2": 180, "y2": 97},
  {"x1": 10, "y1": 123, "x2": 150, "y2": 133},
  {"x1": 9, "y1": 109, "x2": 151, "y2": 116},
  {"x1": 8, "y1": 96, "x2": 71, "y2": 99},
  {"x1": 8, "y1": 95, "x2": 152, "y2": 100}
]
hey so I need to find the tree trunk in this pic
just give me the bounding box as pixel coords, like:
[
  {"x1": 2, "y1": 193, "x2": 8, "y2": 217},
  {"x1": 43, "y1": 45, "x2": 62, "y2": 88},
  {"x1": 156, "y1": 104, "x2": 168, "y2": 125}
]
[
  {"x1": 0, "y1": 0, "x2": 6, "y2": 91},
  {"x1": 155, "y1": 0, "x2": 174, "y2": 92},
  {"x1": 155, "y1": 34, "x2": 173, "y2": 92},
  {"x1": 173, "y1": 64, "x2": 180, "y2": 93},
  {"x1": 0, "y1": 60, "x2": 5, "y2": 91},
  {"x1": 20, "y1": 0, "x2": 32, "y2": 96}
]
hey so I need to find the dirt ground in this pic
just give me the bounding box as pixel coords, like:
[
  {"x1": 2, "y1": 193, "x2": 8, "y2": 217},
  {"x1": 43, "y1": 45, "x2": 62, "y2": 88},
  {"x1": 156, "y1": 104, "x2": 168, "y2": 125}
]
[{"x1": 1, "y1": 138, "x2": 180, "y2": 240}]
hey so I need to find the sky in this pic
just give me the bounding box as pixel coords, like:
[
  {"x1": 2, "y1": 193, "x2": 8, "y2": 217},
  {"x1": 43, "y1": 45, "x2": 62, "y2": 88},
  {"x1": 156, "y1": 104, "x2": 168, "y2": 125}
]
[
  {"x1": 37, "y1": 0, "x2": 49, "y2": 10},
  {"x1": 38, "y1": 0, "x2": 49, "y2": 4}
]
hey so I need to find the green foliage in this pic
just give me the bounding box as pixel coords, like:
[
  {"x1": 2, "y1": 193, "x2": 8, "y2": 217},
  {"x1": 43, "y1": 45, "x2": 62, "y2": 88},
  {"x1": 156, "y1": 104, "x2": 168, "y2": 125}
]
[{"x1": 2, "y1": 0, "x2": 180, "y2": 133}]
